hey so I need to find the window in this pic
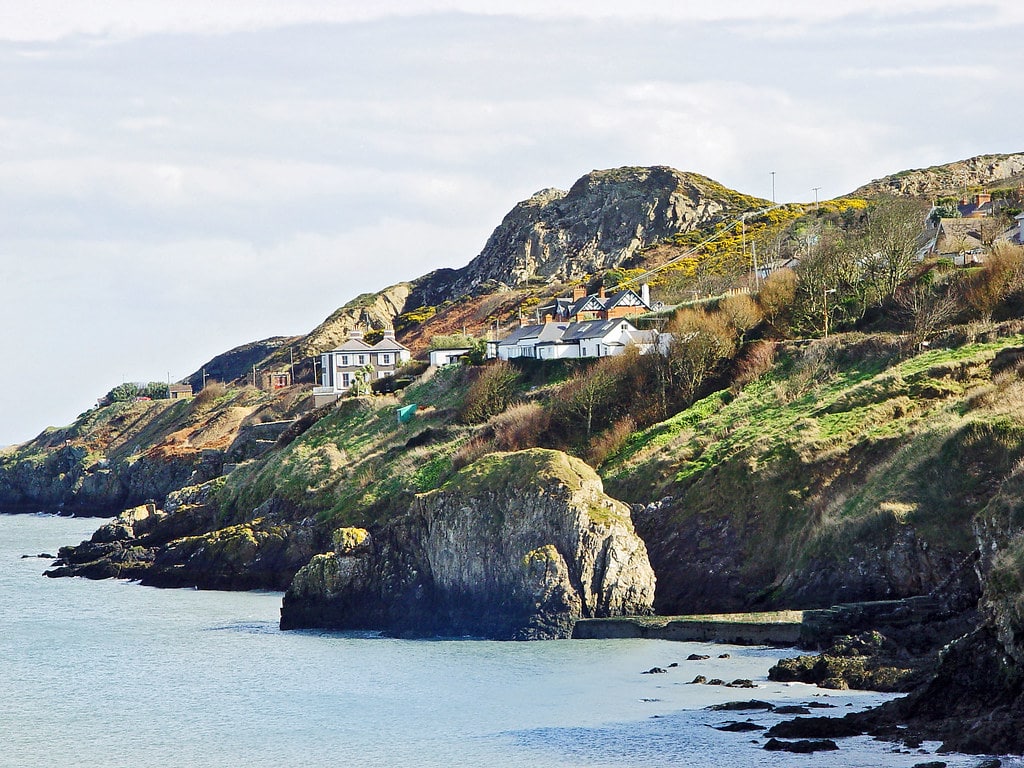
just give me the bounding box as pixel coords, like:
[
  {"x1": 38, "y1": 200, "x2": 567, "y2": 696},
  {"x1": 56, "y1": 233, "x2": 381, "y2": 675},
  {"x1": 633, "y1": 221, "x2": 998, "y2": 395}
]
[
  {"x1": 381, "y1": 353, "x2": 391, "y2": 365},
  {"x1": 341, "y1": 373, "x2": 351, "y2": 388},
  {"x1": 357, "y1": 354, "x2": 366, "y2": 365},
  {"x1": 340, "y1": 355, "x2": 349, "y2": 366}
]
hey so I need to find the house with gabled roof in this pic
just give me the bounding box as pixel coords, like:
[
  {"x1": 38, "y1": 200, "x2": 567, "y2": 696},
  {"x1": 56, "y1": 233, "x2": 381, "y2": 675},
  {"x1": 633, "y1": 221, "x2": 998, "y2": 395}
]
[
  {"x1": 491, "y1": 317, "x2": 664, "y2": 361},
  {"x1": 538, "y1": 283, "x2": 652, "y2": 324},
  {"x1": 313, "y1": 328, "x2": 411, "y2": 406},
  {"x1": 930, "y1": 218, "x2": 992, "y2": 265}
]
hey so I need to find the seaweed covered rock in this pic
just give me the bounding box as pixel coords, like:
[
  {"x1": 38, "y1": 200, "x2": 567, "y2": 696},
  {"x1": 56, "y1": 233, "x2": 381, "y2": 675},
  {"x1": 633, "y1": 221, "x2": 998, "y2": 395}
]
[{"x1": 280, "y1": 448, "x2": 655, "y2": 639}]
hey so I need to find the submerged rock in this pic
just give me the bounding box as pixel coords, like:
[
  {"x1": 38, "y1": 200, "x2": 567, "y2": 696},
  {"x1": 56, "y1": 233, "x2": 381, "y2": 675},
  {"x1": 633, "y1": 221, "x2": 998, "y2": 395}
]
[
  {"x1": 280, "y1": 449, "x2": 655, "y2": 639},
  {"x1": 763, "y1": 737, "x2": 839, "y2": 753}
]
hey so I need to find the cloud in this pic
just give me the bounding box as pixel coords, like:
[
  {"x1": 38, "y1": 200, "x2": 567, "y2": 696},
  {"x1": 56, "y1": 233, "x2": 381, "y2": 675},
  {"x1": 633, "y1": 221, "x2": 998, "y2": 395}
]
[
  {"x1": 5, "y1": 1, "x2": 1024, "y2": 42},
  {"x1": 841, "y1": 65, "x2": 1001, "y2": 80}
]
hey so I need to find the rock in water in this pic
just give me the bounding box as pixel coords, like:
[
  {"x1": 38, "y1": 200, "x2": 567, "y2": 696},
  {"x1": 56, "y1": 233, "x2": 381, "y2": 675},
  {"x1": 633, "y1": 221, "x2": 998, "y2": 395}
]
[{"x1": 280, "y1": 448, "x2": 655, "y2": 639}]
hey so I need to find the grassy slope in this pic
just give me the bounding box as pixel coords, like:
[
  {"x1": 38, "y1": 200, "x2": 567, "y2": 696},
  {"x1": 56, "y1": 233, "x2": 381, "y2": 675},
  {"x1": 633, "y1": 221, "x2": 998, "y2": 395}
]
[
  {"x1": 218, "y1": 366, "x2": 478, "y2": 527},
  {"x1": 601, "y1": 331, "x2": 1024, "y2": 606}
]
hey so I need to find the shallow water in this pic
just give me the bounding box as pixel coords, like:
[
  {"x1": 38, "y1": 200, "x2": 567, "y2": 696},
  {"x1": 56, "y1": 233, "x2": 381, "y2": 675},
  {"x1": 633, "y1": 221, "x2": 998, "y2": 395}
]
[{"x1": 0, "y1": 514, "x2": 1010, "y2": 767}]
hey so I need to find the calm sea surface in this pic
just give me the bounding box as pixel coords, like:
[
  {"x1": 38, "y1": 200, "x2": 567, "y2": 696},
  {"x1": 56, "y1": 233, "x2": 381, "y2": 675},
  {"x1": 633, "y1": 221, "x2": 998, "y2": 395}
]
[{"x1": 0, "y1": 514, "x2": 1008, "y2": 768}]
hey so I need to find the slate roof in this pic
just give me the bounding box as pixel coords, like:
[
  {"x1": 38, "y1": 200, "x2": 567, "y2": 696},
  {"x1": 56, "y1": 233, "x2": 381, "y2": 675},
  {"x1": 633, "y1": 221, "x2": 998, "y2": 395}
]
[
  {"x1": 497, "y1": 322, "x2": 570, "y2": 347},
  {"x1": 934, "y1": 218, "x2": 988, "y2": 254},
  {"x1": 333, "y1": 338, "x2": 374, "y2": 352},
  {"x1": 560, "y1": 318, "x2": 634, "y2": 341},
  {"x1": 371, "y1": 337, "x2": 409, "y2": 353}
]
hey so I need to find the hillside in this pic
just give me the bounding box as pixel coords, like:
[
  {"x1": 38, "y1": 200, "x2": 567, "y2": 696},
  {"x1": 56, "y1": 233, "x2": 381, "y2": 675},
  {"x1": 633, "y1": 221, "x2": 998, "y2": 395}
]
[
  {"x1": 11, "y1": 151, "x2": 1024, "y2": 751},
  {"x1": 851, "y1": 151, "x2": 1024, "y2": 198},
  {"x1": 208, "y1": 166, "x2": 780, "y2": 382}
]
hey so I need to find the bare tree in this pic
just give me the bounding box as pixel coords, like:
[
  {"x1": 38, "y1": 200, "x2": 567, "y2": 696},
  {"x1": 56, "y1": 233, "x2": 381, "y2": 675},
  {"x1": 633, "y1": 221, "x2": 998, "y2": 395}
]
[{"x1": 859, "y1": 196, "x2": 930, "y2": 302}]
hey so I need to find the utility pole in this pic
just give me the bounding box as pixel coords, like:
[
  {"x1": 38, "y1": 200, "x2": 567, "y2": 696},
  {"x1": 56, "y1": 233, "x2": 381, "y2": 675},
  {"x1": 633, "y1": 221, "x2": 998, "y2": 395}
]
[
  {"x1": 202, "y1": 367, "x2": 208, "y2": 389},
  {"x1": 289, "y1": 348, "x2": 295, "y2": 386},
  {"x1": 823, "y1": 288, "x2": 836, "y2": 338},
  {"x1": 771, "y1": 171, "x2": 776, "y2": 203},
  {"x1": 812, "y1": 187, "x2": 821, "y2": 210}
]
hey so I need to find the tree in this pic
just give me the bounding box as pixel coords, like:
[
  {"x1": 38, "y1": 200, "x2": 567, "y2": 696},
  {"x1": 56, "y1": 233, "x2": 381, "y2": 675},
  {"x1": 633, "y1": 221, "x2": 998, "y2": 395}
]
[
  {"x1": 894, "y1": 277, "x2": 960, "y2": 347},
  {"x1": 557, "y1": 366, "x2": 617, "y2": 440},
  {"x1": 349, "y1": 364, "x2": 375, "y2": 395},
  {"x1": 663, "y1": 308, "x2": 737, "y2": 403},
  {"x1": 964, "y1": 243, "x2": 1024, "y2": 321},
  {"x1": 790, "y1": 225, "x2": 864, "y2": 336},
  {"x1": 718, "y1": 293, "x2": 763, "y2": 344},
  {"x1": 859, "y1": 196, "x2": 929, "y2": 303},
  {"x1": 756, "y1": 268, "x2": 797, "y2": 336}
]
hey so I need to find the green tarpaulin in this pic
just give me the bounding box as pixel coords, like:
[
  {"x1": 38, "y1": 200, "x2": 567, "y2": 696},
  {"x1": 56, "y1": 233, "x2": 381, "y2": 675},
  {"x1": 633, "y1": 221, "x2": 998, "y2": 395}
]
[{"x1": 396, "y1": 404, "x2": 418, "y2": 424}]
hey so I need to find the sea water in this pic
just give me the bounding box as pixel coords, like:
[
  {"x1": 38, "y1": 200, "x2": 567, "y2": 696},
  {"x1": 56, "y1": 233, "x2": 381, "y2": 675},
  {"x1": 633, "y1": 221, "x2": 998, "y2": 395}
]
[{"x1": 0, "y1": 514, "x2": 1010, "y2": 768}]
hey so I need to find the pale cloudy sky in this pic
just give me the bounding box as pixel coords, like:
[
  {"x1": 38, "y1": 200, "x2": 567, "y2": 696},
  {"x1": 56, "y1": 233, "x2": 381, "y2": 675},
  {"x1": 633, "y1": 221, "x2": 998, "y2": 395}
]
[{"x1": 1, "y1": 1, "x2": 1022, "y2": 445}]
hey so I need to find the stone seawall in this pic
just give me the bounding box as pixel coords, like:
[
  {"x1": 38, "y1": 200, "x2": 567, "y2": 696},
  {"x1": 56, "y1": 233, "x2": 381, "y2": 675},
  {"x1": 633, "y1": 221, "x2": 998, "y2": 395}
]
[
  {"x1": 574, "y1": 597, "x2": 951, "y2": 647},
  {"x1": 573, "y1": 612, "x2": 804, "y2": 645}
]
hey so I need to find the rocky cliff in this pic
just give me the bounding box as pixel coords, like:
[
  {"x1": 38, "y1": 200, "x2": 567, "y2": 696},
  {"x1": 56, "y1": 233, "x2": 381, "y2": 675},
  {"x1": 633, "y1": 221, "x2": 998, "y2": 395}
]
[
  {"x1": 850, "y1": 151, "x2": 1024, "y2": 198},
  {"x1": 46, "y1": 482, "x2": 327, "y2": 590},
  {"x1": 280, "y1": 449, "x2": 655, "y2": 639},
  {"x1": 408, "y1": 166, "x2": 765, "y2": 306},
  {"x1": 0, "y1": 384, "x2": 307, "y2": 515}
]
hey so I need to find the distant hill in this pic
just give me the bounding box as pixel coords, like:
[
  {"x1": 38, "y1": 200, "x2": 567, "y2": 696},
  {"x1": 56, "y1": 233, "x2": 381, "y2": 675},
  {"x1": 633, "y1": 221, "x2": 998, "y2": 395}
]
[
  {"x1": 850, "y1": 152, "x2": 1024, "y2": 198},
  {"x1": 206, "y1": 153, "x2": 1024, "y2": 386}
]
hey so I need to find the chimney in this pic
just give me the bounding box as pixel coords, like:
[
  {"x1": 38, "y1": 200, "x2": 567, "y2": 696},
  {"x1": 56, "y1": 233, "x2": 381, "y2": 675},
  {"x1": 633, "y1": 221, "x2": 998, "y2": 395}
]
[
  {"x1": 976, "y1": 193, "x2": 991, "y2": 206},
  {"x1": 349, "y1": 328, "x2": 363, "y2": 341},
  {"x1": 383, "y1": 328, "x2": 396, "y2": 339},
  {"x1": 640, "y1": 283, "x2": 651, "y2": 307},
  {"x1": 544, "y1": 313, "x2": 553, "y2": 324},
  {"x1": 572, "y1": 285, "x2": 586, "y2": 301},
  {"x1": 598, "y1": 286, "x2": 606, "y2": 299}
]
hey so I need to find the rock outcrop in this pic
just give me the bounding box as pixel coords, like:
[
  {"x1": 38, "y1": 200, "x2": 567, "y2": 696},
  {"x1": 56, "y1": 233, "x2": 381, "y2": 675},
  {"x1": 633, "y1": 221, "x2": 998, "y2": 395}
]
[
  {"x1": 850, "y1": 152, "x2": 1024, "y2": 198},
  {"x1": 46, "y1": 483, "x2": 327, "y2": 590},
  {"x1": 280, "y1": 448, "x2": 655, "y2": 639},
  {"x1": 410, "y1": 166, "x2": 761, "y2": 305}
]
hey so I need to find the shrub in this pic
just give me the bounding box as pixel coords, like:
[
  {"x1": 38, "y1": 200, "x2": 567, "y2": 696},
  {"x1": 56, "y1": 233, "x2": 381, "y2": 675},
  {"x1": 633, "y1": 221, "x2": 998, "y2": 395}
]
[
  {"x1": 964, "y1": 243, "x2": 1024, "y2": 321},
  {"x1": 450, "y1": 435, "x2": 492, "y2": 471},
  {"x1": 663, "y1": 308, "x2": 738, "y2": 403},
  {"x1": 718, "y1": 293, "x2": 763, "y2": 342},
  {"x1": 459, "y1": 361, "x2": 521, "y2": 424},
  {"x1": 491, "y1": 402, "x2": 550, "y2": 452},
  {"x1": 587, "y1": 416, "x2": 636, "y2": 467},
  {"x1": 757, "y1": 268, "x2": 797, "y2": 335},
  {"x1": 195, "y1": 380, "x2": 228, "y2": 407},
  {"x1": 731, "y1": 340, "x2": 777, "y2": 390}
]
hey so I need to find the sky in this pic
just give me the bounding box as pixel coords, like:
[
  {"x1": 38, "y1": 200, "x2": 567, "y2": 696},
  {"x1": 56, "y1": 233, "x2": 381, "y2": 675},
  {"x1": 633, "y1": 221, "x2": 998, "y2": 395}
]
[{"x1": 1, "y1": 1, "x2": 1022, "y2": 446}]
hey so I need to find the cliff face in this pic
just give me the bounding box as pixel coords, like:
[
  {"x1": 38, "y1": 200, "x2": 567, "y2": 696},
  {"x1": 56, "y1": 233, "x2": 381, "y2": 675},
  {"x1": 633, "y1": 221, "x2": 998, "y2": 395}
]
[
  {"x1": 850, "y1": 152, "x2": 1024, "y2": 198},
  {"x1": 280, "y1": 449, "x2": 655, "y2": 639},
  {"x1": 0, "y1": 385, "x2": 306, "y2": 515},
  {"x1": 410, "y1": 166, "x2": 763, "y2": 305}
]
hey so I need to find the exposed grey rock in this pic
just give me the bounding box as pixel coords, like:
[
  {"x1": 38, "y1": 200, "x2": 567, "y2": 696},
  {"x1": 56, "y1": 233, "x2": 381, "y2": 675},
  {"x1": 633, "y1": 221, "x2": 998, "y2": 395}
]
[
  {"x1": 850, "y1": 153, "x2": 1024, "y2": 198},
  {"x1": 410, "y1": 166, "x2": 759, "y2": 305},
  {"x1": 280, "y1": 448, "x2": 655, "y2": 639}
]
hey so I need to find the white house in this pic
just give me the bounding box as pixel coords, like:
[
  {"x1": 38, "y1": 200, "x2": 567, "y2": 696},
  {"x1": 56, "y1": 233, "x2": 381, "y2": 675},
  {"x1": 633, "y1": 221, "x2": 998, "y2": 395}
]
[
  {"x1": 428, "y1": 348, "x2": 472, "y2": 367},
  {"x1": 491, "y1": 318, "x2": 662, "y2": 361},
  {"x1": 313, "y1": 328, "x2": 411, "y2": 407}
]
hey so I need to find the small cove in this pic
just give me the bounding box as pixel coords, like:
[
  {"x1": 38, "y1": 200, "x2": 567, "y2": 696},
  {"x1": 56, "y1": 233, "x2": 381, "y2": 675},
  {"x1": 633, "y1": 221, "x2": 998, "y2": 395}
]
[{"x1": 0, "y1": 513, "x2": 1008, "y2": 768}]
